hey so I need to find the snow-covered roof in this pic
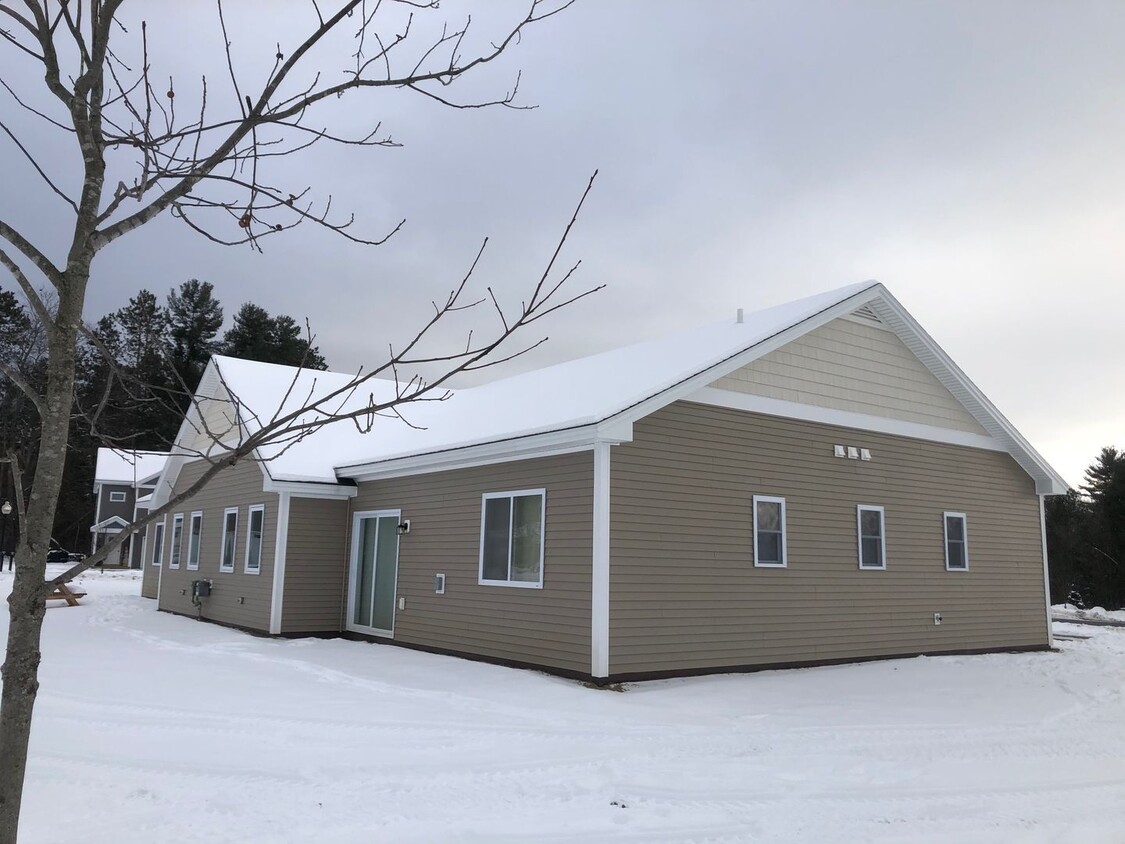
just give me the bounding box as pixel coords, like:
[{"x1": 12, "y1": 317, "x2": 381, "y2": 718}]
[
  {"x1": 202, "y1": 283, "x2": 871, "y2": 484},
  {"x1": 163, "y1": 281, "x2": 1068, "y2": 496},
  {"x1": 94, "y1": 448, "x2": 170, "y2": 488}
]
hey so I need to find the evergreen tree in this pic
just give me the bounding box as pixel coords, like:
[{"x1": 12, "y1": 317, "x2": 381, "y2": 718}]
[
  {"x1": 222, "y1": 303, "x2": 327, "y2": 370},
  {"x1": 167, "y1": 280, "x2": 223, "y2": 394}
]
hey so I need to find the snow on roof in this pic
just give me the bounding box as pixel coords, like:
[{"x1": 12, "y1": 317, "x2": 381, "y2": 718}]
[
  {"x1": 211, "y1": 282, "x2": 877, "y2": 483},
  {"x1": 95, "y1": 449, "x2": 170, "y2": 487}
]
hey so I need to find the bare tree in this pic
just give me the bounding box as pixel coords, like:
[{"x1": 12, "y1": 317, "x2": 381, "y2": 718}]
[{"x1": 0, "y1": 2, "x2": 586, "y2": 839}]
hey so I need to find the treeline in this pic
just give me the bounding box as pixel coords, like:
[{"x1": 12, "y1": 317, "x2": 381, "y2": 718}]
[
  {"x1": 0, "y1": 280, "x2": 327, "y2": 552},
  {"x1": 1046, "y1": 447, "x2": 1125, "y2": 610}
]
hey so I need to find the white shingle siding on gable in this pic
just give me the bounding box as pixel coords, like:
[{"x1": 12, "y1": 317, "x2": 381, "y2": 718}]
[
  {"x1": 711, "y1": 317, "x2": 989, "y2": 435},
  {"x1": 185, "y1": 383, "x2": 240, "y2": 454}
]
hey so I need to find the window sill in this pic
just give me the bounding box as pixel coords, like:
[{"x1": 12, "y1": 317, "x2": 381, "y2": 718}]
[{"x1": 478, "y1": 579, "x2": 543, "y2": 589}]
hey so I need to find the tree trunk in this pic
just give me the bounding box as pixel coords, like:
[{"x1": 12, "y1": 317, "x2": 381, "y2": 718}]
[{"x1": 0, "y1": 273, "x2": 84, "y2": 844}]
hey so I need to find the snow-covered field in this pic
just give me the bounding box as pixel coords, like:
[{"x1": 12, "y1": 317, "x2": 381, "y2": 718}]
[{"x1": 3, "y1": 568, "x2": 1124, "y2": 844}]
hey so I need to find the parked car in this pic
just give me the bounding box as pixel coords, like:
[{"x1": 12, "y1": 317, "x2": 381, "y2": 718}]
[{"x1": 46, "y1": 548, "x2": 69, "y2": 563}]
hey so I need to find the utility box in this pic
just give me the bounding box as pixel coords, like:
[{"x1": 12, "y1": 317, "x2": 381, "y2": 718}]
[{"x1": 192, "y1": 579, "x2": 212, "y2": 599}]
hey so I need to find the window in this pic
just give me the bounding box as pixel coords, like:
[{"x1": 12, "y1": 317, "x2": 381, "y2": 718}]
[
  {"x1": 752, "y1": 495, "x2": 787, "y2": 568},
  {"x1": 220, "y1": 508, "x2": 239, "y2": 572},
  {"x1": 478, "y1": 490, "x2": 545, "y2": 587},
  {"x1": 151, "y1": 520, "x2": 165, "y2": 567},
  {"x1": 857, "y1": 505, "x2": 886, "y2": 570},
  {"x1": 244, "y1": 504, "x2": 265, "y2": 574},
  {"x1": 187, "y1": 511, "x2": 203, "y2": 570},
  {"x1": 109, "y1": 491, "x2": 127, "y2": 503},
  {"x1": 169, "y1": 514, "x2": 183, "y2": 569},
  {"x1": 944, "y1": 512, "x2": 969, "y2": 571}
]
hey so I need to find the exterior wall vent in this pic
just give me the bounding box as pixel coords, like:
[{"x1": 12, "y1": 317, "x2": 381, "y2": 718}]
[{"x1": 851, "y1": 304, "x2": 883, "y2": 324}]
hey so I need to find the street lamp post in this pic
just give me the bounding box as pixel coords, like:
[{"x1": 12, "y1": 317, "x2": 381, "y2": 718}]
[{"x1": 0, "y1": 500, "x2": 12, "y2": 572}]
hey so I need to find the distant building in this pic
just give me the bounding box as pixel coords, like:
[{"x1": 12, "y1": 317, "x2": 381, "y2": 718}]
[{"x1": 91, "y1": 449, "x2": 169, "y2": 566}]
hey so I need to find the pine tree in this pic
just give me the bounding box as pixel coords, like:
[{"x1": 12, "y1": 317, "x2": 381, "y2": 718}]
[
  {"x1": 222, "y1": 303, "x2": 328, "y2": 370},
  {"x1": 167, "y1": 280, "x2": 223, "y2": 394}
]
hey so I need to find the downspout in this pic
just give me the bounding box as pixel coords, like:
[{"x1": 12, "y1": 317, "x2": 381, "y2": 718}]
[
  {"x1": 591, "y1": 442, "x2": 611, "y2": 680},
  {"x1": 269, "y1": 491, "x2": 291, "y2": 635},
  {"x1": 1038, "y1": 494, "x2": 1055, "y2": 649}
]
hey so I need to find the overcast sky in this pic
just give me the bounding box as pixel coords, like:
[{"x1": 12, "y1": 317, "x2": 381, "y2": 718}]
[{"x1": 1, "y1": 1, "x2": 1122, "y2": 487}]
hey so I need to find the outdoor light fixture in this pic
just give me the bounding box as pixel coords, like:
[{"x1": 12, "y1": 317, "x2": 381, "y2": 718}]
[
  {"x1": 1, "y1": 501, "x2": 10, "y2": 515},
  {"x1": 396, "y1": 520, "x2": 411, "y2": 536}
]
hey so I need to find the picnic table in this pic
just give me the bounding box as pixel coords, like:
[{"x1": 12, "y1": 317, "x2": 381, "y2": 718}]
[{"x1": 44, "y1": 582, "x2": 86, "y2": 607}]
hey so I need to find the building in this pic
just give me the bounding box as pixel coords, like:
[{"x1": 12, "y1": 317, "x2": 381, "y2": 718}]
[
  {"x1": 139, "y1": 282, "x2": 1067, "y2": 682},
  {"x1": 91, "y1": 448, "x2": 169, "y2": 566}
]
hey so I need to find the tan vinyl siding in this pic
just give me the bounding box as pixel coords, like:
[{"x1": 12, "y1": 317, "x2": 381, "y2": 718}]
[
  {"x1": 140, "y1": 519, "x2": 159, "y2": 599},
  {"x1": 350, "y1": 453, "x2": 594, "y2": 675},
  {"x1": 609, "y1": 401, "x2": 1048, "y2": 676},
  {"x1": 712, "y1": 317, "x2": 989, "y2": 434},
  {"x1": 281, "y1": 497, "x2": 350, "y2": 633},
  {"x1": 157, "y1": 458, "x2": 277, "y2": 630}
]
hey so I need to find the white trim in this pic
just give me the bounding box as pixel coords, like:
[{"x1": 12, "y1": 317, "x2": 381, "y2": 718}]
[
  {"x1": 109, "y1": 490, "x2": 127, "y2": 503},
  {"x1": 477, "y1": 488, "x2": 546, "y2": 589},
  {"x1": 688, "y1": 388, "x2": 1005, "y2": 452},
  {"x1": 169, "y1": 513, "x2": 184, "y2": 569},
  {"x1": 942, "y1": 511, "x2": 969, "y2": 571},
  {"x1": 346, "y1": 509, "x2": 402, "y2": 638},
  {"x1": 220, "y1": 507, "x2": 239, "y2": 572},
  {"x1": 262, "y1": 478, "x2": 358, "y2": 499},
  {"x1": 89, "y1": 516, "x2": 129, "y2": 532},
  {"x1": 591, "y1": 442, "x2": 611, "y2": 678},
  {"x1": 244, "y1": 503, "x2": 266, "y2": 575},
  {"x1": 752, "y1": 495, "x2": 788, "y2": 568},
  {"x1": 1039, "y1": 495, "x2": 1055, "y2": 649},
  {"x1": 341, "y1": 428, "x2": 613, "y2": 483},
  {"x1": 91, "y1": 485, "x2": 103, "y2": 553},
  {"x1": 268, "y1": 493, "x2": 290, "y2": 634},
  {"x1": 857, "y1": 505, "x2": 887, "y2": 570},
  {"x1": 150, "y1": 518, "x2": 165, "y2": 567},
  {"x1": 186, "y1": 510, "x2": 203, "y2": 571}
]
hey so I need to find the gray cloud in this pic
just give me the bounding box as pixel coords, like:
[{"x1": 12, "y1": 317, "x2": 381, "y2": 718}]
[{"x1": 1, "y1": 1, "x2": 1122, "y2": 486}]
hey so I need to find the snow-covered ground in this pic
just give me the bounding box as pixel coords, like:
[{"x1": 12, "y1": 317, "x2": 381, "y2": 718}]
[
  {"x1": 1053, "y1": 602, "x2": 1125, "y2": 624},
  {"x1": 3, "y1": 568, "x2": 1124, "y2": 844}
]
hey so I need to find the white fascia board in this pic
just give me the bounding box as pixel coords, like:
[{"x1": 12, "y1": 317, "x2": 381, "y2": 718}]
[
  {"x1": 338, "y1": 423, "x2": 627, "y2": 483},
  {"x1": 604, "y1": 283, "x2": 885, "y2": 430},
  {"x1": 688, "y1": 388, "x2": 1006, "y2": 452},
  {"x1": 868, "y1": 292, "x2": 1070, "y2": 495},
  {"x1": 263, "y1": 478, "x2": 357, "y2": 499}
]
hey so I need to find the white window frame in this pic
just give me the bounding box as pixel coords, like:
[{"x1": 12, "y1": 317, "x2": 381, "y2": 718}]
[
  {"x1": 220, "y1": 507, "x2": 239, "y2": 573},
  {"x1": 943, "y1": 511, "x2": 969, "y2": 571},
  {"x1": 109, "y1": 490, "x2": 127, "y2": 503},
  {"x1": 150, "y1": 519, "x2": 165, "y2": 567},
  {"x1": 478, "y1": 488, "x2": 546, "y2": 589},
  {"x1": 187, "y1": 510, "x2": 203, "y2": 571},
  {"x1": 244, "y1": 504, "x2": 265, "y2": 575},
  {"x1": 857, "y1": 505, "x2": 887, "y2": 570},
  {"x1": 752, "y1": 495, "x2": 788, "y2": 568},
  {"x1": 169, "y1": 513, "x2": 184, "y2": 569}
]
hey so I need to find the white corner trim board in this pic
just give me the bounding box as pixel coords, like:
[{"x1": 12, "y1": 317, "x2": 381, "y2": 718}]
[
  {"x1": 591, "y1": 442, "x2": 611, "y2": 679},
  {"x1": 268, "y1": 491, "x2": 291, "y2": 635},
  {"x1": 1039, "y1": 495, "x2": 1055, "y2": 650}
]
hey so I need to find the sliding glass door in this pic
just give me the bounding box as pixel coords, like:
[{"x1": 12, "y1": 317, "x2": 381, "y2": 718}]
[{"x1": 348, "y1": 510, "x2": 401, "y2": 636}]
